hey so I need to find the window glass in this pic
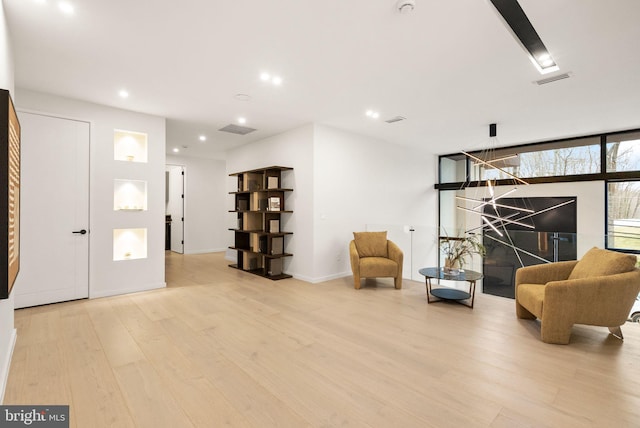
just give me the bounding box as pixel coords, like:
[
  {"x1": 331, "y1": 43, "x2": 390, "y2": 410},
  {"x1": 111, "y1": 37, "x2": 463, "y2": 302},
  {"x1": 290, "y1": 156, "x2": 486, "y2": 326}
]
[
  {"x1": 606, "y1": 132, "x2": 640, "y2": 172},
  {"x1": 439, "y1": 154, "x2": 467, "y2": 184},
  {"x1": 469, "y1": 137, "x2": 600, "y2": 181},
  {"x1": 607, "y1": 181, "x2": 640, "y2": 251}
]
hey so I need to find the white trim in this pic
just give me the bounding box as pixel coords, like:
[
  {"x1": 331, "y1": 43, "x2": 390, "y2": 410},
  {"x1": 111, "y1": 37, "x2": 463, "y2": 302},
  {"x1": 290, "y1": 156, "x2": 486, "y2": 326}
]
[
  {"x1": 293, "y1": 271, "x2": 352, "y2": 284},
  {"x1": 0, "y1": 328, "x2": 17, "y2": 403},
  {"x1": 184, "y1": 248, "x2": 228, "y2": 255},
  {"x1": 90, "y1": 282, "x2": 166, "y2": 299}
]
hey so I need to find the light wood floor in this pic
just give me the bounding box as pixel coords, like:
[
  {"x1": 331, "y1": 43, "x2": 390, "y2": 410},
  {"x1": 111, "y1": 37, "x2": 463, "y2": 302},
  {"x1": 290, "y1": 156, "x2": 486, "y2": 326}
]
[{"x1": 5, "y1": 252, "x2": 640, "y2": 427}]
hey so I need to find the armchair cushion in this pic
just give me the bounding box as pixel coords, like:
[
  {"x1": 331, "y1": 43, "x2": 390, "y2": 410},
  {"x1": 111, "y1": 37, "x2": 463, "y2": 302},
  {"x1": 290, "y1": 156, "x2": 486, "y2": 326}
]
[
  {"x1": 568, "y1": 247, "x2": 637, "y2": 280},
  {"x1": 516, "y1": 283, "x2": 545, "y2": 318},
  {"x1": 353, "y1": 231, "x2": 388, "y2": 258},
  {"x1": 360, "y1": 257, "x2": 398, "y2": 278}
]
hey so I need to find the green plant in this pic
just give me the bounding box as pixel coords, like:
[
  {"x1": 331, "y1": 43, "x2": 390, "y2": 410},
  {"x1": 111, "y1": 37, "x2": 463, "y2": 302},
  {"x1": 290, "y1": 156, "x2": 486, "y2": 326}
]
[{"x1": 439, "y1": 232, "x2": 486, "y2": 268}]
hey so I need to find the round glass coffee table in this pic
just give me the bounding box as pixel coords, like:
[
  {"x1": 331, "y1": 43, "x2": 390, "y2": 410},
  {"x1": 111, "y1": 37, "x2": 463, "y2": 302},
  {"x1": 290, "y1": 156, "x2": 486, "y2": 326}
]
[{"x1": 419, "y1": 267, "x2": 483, "y2": 308}]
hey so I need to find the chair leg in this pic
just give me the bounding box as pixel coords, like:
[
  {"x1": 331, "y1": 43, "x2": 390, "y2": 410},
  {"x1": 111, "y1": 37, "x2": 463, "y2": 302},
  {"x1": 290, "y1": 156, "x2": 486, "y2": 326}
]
[
  {"x1": 353, "y1": 276, "x2": 361, "y2": 289},
  {"x1": 608, "y1": 326, "x2": 624, "y2": 340},
  {"x1": 394, "y1": 276, "x2": 402, "y2": 289},
  {"x1": 541, "y1": 321, "x2": 573, "y2": 345}
]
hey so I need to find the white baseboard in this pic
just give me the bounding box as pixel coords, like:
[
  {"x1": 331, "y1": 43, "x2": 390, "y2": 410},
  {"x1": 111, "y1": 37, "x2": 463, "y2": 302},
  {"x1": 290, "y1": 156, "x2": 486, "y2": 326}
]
[
  {"x1": 0, "y1": 328, "x2": 17, "y2": 403},
  {"x1": 184, "y1": 248, "x2": 227, "y2": 255},
  {"x1": 293, "y1": 271, "x2": 352, "y2": 284},
  {"x1": 90, "y1": 282, "x2": 166, "y2": 299}
]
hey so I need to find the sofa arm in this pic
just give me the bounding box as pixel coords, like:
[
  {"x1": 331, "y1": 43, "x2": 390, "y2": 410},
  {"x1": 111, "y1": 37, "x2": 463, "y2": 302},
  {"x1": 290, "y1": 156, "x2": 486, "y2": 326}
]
[
  {"x1": 388, "y1": 240, "x2": 404, "y2": 289},
  {"x1": 515, "y1": 260, "x2": 578, "y2": 286},
  {"x1": 388, "y1": 240, "x2": 403, "y2": 266}
]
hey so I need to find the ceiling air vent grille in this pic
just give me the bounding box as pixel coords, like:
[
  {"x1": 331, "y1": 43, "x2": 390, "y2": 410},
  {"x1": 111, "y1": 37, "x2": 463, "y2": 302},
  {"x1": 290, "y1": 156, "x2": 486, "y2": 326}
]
[
  {"x1": 218, "y1": 124, "x2": 257, "y2": 135},
  {"x1": 385, "y1": 116, "x2": 407, "y2": 124},
  {"x1": 535, "y1": 72, "x2": 571, "y2": 85}
]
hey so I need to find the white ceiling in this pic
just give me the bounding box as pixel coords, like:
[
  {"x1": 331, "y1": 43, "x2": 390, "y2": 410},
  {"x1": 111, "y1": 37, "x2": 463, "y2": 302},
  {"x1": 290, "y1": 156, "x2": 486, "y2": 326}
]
[{"x1": 5, "y1": 0, "x2": 640, "y2": 159}]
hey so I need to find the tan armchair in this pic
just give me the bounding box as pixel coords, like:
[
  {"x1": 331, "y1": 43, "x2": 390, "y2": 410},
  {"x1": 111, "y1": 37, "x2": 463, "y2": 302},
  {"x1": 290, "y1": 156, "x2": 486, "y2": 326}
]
[
  {"x1": 515, "y1": 247, "x2": 640, "y2": 344},
  {"x1": 350, "y1": 231, "x2": 403, "y2": 289}
]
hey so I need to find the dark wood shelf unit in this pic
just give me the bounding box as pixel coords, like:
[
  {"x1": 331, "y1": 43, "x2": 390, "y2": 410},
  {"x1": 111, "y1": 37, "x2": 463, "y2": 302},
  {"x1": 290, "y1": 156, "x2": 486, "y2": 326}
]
[{"x1": 229, "y1": 166, "x2": 293, "y2": 280}]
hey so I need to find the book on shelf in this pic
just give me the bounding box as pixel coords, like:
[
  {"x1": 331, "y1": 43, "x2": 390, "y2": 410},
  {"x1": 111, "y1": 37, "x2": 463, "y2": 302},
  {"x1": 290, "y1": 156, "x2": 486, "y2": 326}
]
[
  {"x1": 259, "y1": 236, "x2": 268, "y2": 254},
  {"x1": 267, "y1": 176, "x2": 279, "y2": 189},
  {"x1": 271, "y1": 236, "x2": 284, "y2": 255},
  {"x1": 269, "y1": 219, "x2": 280, "y2": 233},
  {"x1": 268, "y1": 197, "x2": 280, "y2": 211},
  {"x1": 248, "y1": 179, "x2": 260, "y2": 191},
  {"x1": 268, "y1": 258, "x2": 283, "y2": 276}
]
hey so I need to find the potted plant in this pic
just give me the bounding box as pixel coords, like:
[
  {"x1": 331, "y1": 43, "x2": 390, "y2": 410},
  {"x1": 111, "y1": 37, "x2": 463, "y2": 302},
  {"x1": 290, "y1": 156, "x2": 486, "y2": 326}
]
[{"x1": 439, "y1": 232, "x2": 486, "y2": 274}]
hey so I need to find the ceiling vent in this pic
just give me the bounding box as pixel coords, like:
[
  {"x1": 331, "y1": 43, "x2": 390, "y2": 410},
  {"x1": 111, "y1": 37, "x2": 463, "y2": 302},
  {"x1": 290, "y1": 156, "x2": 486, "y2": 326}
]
[
  {"x1": 385, "y1": 116, "x2": 407, "y2": 124},
  {"x1": 535, "y1": 72, "x2": 571, "y2": 85},
  {"x1": 218, "y1": 124, "x2": 257, "y2": 135}
]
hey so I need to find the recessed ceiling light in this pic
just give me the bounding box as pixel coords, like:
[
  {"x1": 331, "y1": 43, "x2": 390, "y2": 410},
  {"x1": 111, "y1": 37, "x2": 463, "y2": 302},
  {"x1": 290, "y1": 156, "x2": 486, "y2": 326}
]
[
  {"x1": 58, "y1": 1, "x2": 74, "y2": 14},
  {"x1": 118, "y1": 90, "x2": 129, "y2": 98},
  {"x1": 237, "y1": 117, "x2": 247, "y2": 125},
  {"x1": 366, "y1": 110, "x2": 380, "y2": 119},
  {"x1": 260, "y1": 72, "x2": 283, "y2": 86},
  {"x1": 198, "y1": 135, "x2": 206, "y2": 141},
  {"x1": 172, "y1": 148, "x2": 179, "y2": 153}
]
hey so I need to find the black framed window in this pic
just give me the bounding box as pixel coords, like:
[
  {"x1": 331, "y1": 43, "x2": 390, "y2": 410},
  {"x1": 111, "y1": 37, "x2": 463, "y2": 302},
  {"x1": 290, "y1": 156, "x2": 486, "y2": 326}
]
[
  {"x1": 606, "y1": 131, "x2": 640, "y2": 173},
  {"x1": 607, "y1": 180, "x2": 640, "y2": 252}
]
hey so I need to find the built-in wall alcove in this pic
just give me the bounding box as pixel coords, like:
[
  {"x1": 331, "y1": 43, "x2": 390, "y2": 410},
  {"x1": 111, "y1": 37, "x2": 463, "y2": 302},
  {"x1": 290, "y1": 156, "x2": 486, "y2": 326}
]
[
  {"x1": 114, "y1": 129, "x2": 148, "y2": 163},
  {"x1": 114, "y1": 179, "x2": 147, "y2": 211},
  {"x1": 113, "y1": 228, "x2": 148, "y2": 261}
]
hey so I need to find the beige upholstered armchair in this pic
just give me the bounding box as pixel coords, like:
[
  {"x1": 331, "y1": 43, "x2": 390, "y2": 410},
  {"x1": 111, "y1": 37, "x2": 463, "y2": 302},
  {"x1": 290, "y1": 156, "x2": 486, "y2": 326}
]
[
  {"x1": 350, "y1": 231, "x2": 403, "y2": 289},
  {"x1": 516, "y1": 247, "x2": 640, "y2": 344}
]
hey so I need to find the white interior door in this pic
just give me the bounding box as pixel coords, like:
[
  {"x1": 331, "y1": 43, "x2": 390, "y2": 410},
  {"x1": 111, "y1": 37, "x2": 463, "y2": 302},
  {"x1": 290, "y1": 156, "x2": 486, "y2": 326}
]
[
  {"x1": 166, "y1": 165, "x2": 184, "y2": 253},
  {"x1": 14, "y1": 112, "x2": 90, "y2": 309}
]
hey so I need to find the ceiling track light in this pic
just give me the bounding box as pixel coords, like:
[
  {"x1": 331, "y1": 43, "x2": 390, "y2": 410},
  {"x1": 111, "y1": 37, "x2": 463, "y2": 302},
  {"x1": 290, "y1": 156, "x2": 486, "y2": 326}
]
[{"x1": 489, "y1": 0, "x2": 559, "y2": 74}]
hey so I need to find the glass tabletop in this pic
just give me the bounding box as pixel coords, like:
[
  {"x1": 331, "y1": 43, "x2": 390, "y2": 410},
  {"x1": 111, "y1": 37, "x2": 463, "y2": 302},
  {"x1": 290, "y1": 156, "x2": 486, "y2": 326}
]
[{"x1": 418, "y1": 267, "x2": 483, "y2": 281}]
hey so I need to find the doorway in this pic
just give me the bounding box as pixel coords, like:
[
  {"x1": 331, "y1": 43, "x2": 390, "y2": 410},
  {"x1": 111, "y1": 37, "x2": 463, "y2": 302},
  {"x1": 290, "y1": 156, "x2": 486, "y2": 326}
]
[
  {"x1": 14, "y1": 112, "x2": 90, "y2": 308},
  {"x1": 166, "y1": 164, "x2": 185, "y2": 253}
]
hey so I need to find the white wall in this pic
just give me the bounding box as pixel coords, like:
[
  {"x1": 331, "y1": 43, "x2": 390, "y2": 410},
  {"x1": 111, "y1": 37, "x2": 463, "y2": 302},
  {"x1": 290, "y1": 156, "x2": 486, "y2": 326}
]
[
  {"x1": 15, "y1": 89, "x2": 166, "y2": 298},
  {"x1": 0, "y1": 0, "x2": 15, "y2": 403},
  {"x1": 226, "y1": 124, "x2": 315, "y2": 279},
  {"x1": 225, "y1": 123, "x2": 438, "y2": 283},
  {"x1": 313, "y1": 125, "x2": 437, "y2": 282},
  {"x1": 166, "y1": 155, "x2": 227, "y2": 254}
]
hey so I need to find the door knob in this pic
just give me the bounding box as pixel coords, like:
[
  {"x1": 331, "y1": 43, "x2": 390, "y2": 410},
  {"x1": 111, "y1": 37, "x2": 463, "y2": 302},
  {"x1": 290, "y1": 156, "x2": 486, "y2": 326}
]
[{"x1": 72, "y1": 229, "x2": 87, "y2": 235}]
